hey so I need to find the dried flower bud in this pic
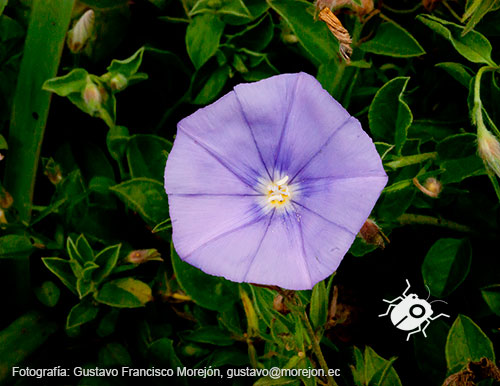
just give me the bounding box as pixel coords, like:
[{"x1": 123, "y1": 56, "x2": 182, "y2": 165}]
[
  {"x1": 413, "y1": 177, "x2": 442, "y2": 198},
  {"x1": 318, "y1": 8, "x2": 352, "y2": 63},
  {"x1": 316, "y1": 0, "x2": 374, "y2": 16},
  {"x1": 478, "y1": 126, "x2": 500, "y2": 178},
  {"x1": 109, "y1": 73, "x2": 128, "y2": 92},
  {"x1": 273, "y1": 294, "x2": 289, "y2": 314},
  {"x1": 423, "y1": 0, "x2": 441, "y2": 11},
  {"x1": 0, "y1": 209, "x2": 7, "y2": 226},
  {"x1": 126, "y1": 249, "x2": 163, "y2": 264},
  {"x1": 0, "y1": 188, "x2": 13, "y2": 209},
  {"x1": 67, "y1": 9, "x2": 95, "y2": 53},
  {"x1": 82, "y1": 80, "x2": 102, "y2": 113},
  {"x1": 358, "y1": 219, "x2": 388, "y2": 249},
  {"x1": 280, "y1": 22, "x2": 299, "y2": 44},
  {"x1": 43, "y1": 158, "x2": 63, "y2": 185}
]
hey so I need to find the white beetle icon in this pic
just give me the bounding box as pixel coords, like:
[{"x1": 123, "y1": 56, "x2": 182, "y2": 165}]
[{"x1": 379, "y1": 279, "x2": 450, "y2": 341}]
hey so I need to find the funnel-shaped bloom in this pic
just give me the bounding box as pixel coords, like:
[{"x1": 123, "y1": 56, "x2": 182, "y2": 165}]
[{"x1": 164, "y1": 73, "x2": 387, "y2": 290}]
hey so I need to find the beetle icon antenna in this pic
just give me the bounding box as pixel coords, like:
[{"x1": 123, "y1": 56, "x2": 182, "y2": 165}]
[
  {"x1": 430, "y1": 299, "x2": 448, "y2": 305},
  {"x1": 425, "y1": 285, "x2": 431, "y2": 301}
]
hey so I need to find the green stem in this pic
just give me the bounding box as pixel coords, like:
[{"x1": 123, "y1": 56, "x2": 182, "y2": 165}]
[
  {"x1": 382, "y1": 2, "x2": 422, "y2": 14},
  {"x1": 385, "y1": 152, "x2": 437, "y2": 169},
  {"x1": 301, "y1": 310, "x2": 338, "y2": 386},
  {"x1": 487, "y1": 172, "x2": 500, "y2": 202},
  {"x1": 442, "y1": 0, "x2": 462, "y2": 22},
  {"x1": 4, "y1": 0, "x2": 75, "y2": 222},
  {"x1": 397, "y1": 214, "x2": 472, "y2": 233},
  {"x1": 3, "y1": 0, "x2": 75, "y2": 308}
]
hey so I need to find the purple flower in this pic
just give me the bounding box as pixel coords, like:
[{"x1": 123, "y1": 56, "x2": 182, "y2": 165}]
[{"x1": 164, "y1": 73, "x2": 387, "y2": 290}]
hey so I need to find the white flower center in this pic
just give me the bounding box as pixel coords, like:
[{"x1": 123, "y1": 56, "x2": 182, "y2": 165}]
[{"x1": 267, "y1": 175, "x2": 291, "y2": 206}]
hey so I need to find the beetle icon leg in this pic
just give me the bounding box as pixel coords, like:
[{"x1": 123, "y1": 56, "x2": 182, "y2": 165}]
[
  {"x1": 429, "y1": 313, "x2": 449, "y2": 321},
  {"x1": 378, "y1": 304, "x2": 396, "y2": 317},
  {"x1": 382, "y1": 296, "x2": 403, "y2": 304},
  {"x1": 406, "y1": 322, "x2": 425, "y2": 341},
  {"x1": 402, "y1": 279, "x2": 411, "y2": 297}
]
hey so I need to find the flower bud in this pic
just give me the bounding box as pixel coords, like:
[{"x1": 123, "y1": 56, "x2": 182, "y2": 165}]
[
  {"x1": 109, "y1": 73, "x2": 128, "y2": 92},
  {"x1": 0, "y1": 209, "x2": 7, "y2": 226},
  {"x1": 67, "y1": 9, "x2": 95, "y2": 53},
  {"x1": 273, "y1": 294, "x2": 289, "y2": 314},
  {"x1": 43, "y1": 158, "x2": 63, "y2": 185},
  {"x1": 0, "y1": 187, "x2": 13, "y2": 209},
  {"x1": 413, "y1": 177, "x2": 442, "y2": 198},
  {"x1": 477, "y1": 126, "x2": 500, "y2": 178},
  {"x1": 358, "y1": 219, "x2": 388, "y2": 249},
  {"x1": 315, "y1": 0, "x2": 374, "y2": 16},
  {"x1": 82, "y1": 81, "x2": 102, "y2": 113},
  {"x1": 126, "y1": 249, "x2": 163, "y2": 264}
]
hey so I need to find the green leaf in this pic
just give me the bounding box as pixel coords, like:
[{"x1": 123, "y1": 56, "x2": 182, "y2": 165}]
[
  {"x1": 42, "y1": 68, "x2": 88, "y2": 97},
  {"x1": 436, "y1": 133, "x2": 477, "y2": 159},
  {"x1": 97, "y1": 308, "x2": 120, "y2": 337},
  {"x1": 445, "y1": 315, "x2": 495, "y2": 372},
  {"x1": 79, "y1": 0, "x2": 129, "y2": 8},
  {"x1": 190, "y1": 0, "x2": 251, "y2": 19},
  {"x1": 369, "y1": 77, "x2": 412, "y2": 154},
  {"x1": 0, "y1": 312, "x2": 57, "y2": 382},
  {"x1": 106, "y1": 47, "x2": 145, "y2": 78},
  {"x1": 34, "y1": 281, "x2": 60, "y2": 307},
  {"x1": 436, "y1": 62, "x2": 474, "y2": 88},
  {"x1": 186, "y1": 326, "x2": 234, "y2": 346},
  {"x1": 98, "y1": 343, "x2": 132, "y2": 367},
  {"x1": 126, "y1": 134, "x2": 172, "y2": 181},
  {"x1": 171, "y1": 242, "x2": 239, "y2": 311},
  {"x1": 94, "y1": 277, "x2": 152, "y2": 308},
  {"x1": 192, "y1": 64, "x2": 230, "y2": 104},
  {"x1": 361, "y1": 21, "x2": 425, "y2": 58},
  {"x1": 481, "y1": 285, "x2": 500, "y2": 316},
  {"x1": 228, "y1": 13, "x2": 274, "y2": 51},
  {"x1": 42, "y1": 257, "x2": 77, "y2": 294},
  {"x1": 107, "y1": 125, "x2": 130, "y2": 161},
  {"x1": 93, "y1": 244, "x2": 121, "y2": 283},
  {"x1": 421, "y1": 238, "x2": 472, "y2": 298},
  {"x1": 67, "y1": 237, "x2": 84, "y2": 266},
  {"x1": 462, "y1": 0, "x2": 498, "y2": 36},
  {"x1": 110, "y1": 178, "x2": 169, "y2": 225},
  {"x1": 310, "y1": 280, "x2": 328, "y2": 329},
  {"x1": 268, "y1": 0, "x2": 337, "y2": 64},
  {"x1": 186, "y1": 13, "x2": 225, "y2": 69},
  {"x1": 413, "y1": 319, "x2": 449, "y2": 383},
  {"x1": 351, "y1": 346, "x2": 402, "y2": 386},
  {"x1": 76, "y1": 234, "x2": 94, "y2": 262},
  {"x1": 0, "y1": 0, "x2": 6, "y2": 16},
  {"x1": 149, "y1": 338, "x2": 184, "y2": 372},
  {"x1": 0, "y1": 235, "x2": 34, "y2": 258},
  {"x1": 0, "y1": 134, "x2": 7, "y2": 150},
  {"x1": 417, "y1": 14, "x2": 495, "y2": 65},
  {"x1": 66, "y1": 298, "x2": 99, "y2": 329},
  {"x1": 440, "y1": 155, "x2": 486, "y2": 184}
]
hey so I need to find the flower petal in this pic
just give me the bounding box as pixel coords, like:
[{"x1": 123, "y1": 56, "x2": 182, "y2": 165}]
[
  {"x1": 274, "y1": 73, "x2": 353, "y2": 177},
  {"x1": 292, "y1": 176, "x2": 388, "y2": 234},
  {"x1": 296, "y1": 208, "x2": 357, "y2": 285},
  {"x1": 178, "y1": 91, "x2": 268, "y2": 187},
  {"x1": 233, "y1": 73, "x2": 300, "y2": 177},
  {"x1": 179, "y1": 218, "x2": 270, "y2": 283},
  {"x1": 169, "y1": 194, "x2": 264, "y2": 259},
  {"x1": 243, "y1": 212, "x2": 314, "y2": 290},
  {"x1": 290, "y1": 117, "x2": 386, "y2": 182},
  {"x1": 165, "y1": 130, "x2": 258, "y2": 195}
]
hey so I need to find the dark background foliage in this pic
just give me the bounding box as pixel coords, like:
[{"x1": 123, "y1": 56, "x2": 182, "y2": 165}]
[{"x1": 0, "y1": 0, "x2": 499, "y2": 385}]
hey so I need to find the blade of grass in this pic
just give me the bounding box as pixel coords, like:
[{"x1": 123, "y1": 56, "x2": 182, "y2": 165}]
[{"x1": 2, "y1": 0, "x2": 75, "y2": 305}]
